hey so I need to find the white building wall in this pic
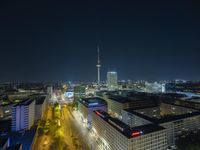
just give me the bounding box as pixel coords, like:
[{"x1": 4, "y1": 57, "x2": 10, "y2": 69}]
[
  {"x1": 92, "y1": 112, "x2": 167, "y2": 150},
  {"x1": 35, "y1": 105, "x2": 42, "y2": 120},
  {"x1": 79, "y1": 102, "x2": 107, "y2": 127},
  {"x1": 122, "y1": 110, "x2": 151, "y2": 127},
  {"x1": 11, "y1": 106, "x2": 19, "y2": 131},
  {"x1": 35, "y1": 98, "x2": 47, "y2": 121},
  {"x1": 107, "y1": 71, "x2": 118, "y2": 91},
  {"x1": 28, "y1": 101, "x2": 35, "y2": 129},
  {"x1": 20, "y1": 106, "x2": 27, "y2": 130},
  {"x1": 161, "y1": 115, "x2": 200, "y2": 146},
  {"x1": 11, "y1": 100, "x2": 35, "y2": 131}
]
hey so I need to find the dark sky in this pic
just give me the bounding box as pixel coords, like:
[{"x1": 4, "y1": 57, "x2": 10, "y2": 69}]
[{"x1": 0, "y1": 0, "x2": 200, "y2": 82}]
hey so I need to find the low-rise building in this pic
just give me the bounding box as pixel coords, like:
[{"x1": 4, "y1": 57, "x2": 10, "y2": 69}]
[
  {"x1": 78, "y1": 97, "x2": 107, "y2": 128},
  {"x1": 103, "y1": 95, "x2": 157, "y2": 119},
  {"x1": 122, "y1": 102, "x2": 200, "y2": 146},
  {"x1": 0, "y1": 104, "x2": 12, "y2": 119}
]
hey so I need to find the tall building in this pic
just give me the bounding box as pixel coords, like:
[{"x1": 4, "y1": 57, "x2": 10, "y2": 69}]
[
  {"x1": 96, "y1": 47, "x2": 101, "y2": 89},
  {"x1": 11, "y1": 99, "x2": 35, "y2": 131},
  {"x1": 47, "y1": 86, "x2": 53, "y2": 98},
  {"x1": 107, "y1": 71, "x2": 118, "y2": 90}
]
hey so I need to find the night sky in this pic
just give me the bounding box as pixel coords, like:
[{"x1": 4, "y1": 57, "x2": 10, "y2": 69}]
[{"x1": 0, "y1": 0, "x2": 200, "y2": 82}]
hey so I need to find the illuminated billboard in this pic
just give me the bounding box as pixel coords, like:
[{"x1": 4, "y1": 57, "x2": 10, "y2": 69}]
[{"x1": 64, "y1": 92, "x2": 74, "y2": 98}]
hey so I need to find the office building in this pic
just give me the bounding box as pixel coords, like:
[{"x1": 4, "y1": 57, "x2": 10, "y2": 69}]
[
  {"x1": 35, "y1": 96, "x2": 47, "y2": 121},
  {"x1": 78, "y1": 97, "x2": 107, "y2": 128},
  {"x1": 11, "y1": 99, "x2": 35, "y2": 131},
  {"x1": 122, "y1": 102, "x2": 200, "y2": 146},
  {"x1": 103, "y1": 94, "x2": 157, "y2": 119},
  {"x1": 107, "y1": 71, "x2": 118, "y2": 91},
  {"x1": 169, "y1": 98, "x2": 200, "y2": 110},
  {"x1": 92, "y1": 110, "x2": 167, "y2": 150}
]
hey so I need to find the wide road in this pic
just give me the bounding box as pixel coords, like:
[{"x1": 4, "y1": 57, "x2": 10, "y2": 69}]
[
  {"x1": 32, "y1": 105, "x2": 53, "y2": 150},
  {"x1": 33, "y1": 103, "x2": 95, "y2": 150},
  {"x1": 72, "y1": 109, "x2": 101, "y2": 150},
  {"x1": 61, "y1": 105, "x2": 90, "y2": 150}
]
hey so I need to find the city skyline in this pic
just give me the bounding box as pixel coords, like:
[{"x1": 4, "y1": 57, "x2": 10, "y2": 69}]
[{"x1": 0, "y1": 0, "x2": 200, "y2": 82}]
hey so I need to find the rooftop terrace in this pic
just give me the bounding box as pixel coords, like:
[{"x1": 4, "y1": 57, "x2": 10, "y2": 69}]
[{"x1": 13, "y1": 99, "x2": 34, "y2": 106}]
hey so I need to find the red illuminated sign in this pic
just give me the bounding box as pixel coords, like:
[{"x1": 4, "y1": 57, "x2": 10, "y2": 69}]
[
  {"x1": 95, "y1": 111, "x2": 105, "y2": 118},
  {"x1": 96, "y1": 111, "x2": 101, "y2": 116},
  {"x1": 131, "y1": 131, "x2": 140, "y2": 137}
]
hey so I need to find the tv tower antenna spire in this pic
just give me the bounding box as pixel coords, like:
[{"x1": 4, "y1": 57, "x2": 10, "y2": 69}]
[{"x1": 96, "y1": 46, "x2": 101, "y2": 89}]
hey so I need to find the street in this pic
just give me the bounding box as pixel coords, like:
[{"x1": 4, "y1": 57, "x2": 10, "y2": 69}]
[
  {"x1": 32, "y1": 105, "x2": 53, "y2": 150},
  {"x1": 72, "y1": 109, "x2": 102, "y2": 150},
  {"x1": 32, "y1": 103, "x2": 92, "y2": 150}
]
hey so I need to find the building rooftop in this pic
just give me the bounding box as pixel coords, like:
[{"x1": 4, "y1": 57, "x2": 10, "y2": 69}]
[
  {"x1": 6, "y1": 144, "x2": 22, "y2": 150},
  {"x1": 35, "y1": 96, "x2": 46, "y2": 105},
  {"x1": 124, "y1": 103, "x2": 200, "y2": 124},
  {"x1": 14, "y1": 99, "x2": 34, "y2": 106},
  {"x1": 0, "y1": 119, "x2": 11, "y2": 135},
  {"x1": 107, "y1": 94, "x2": 158, "y2": 104},
  {"x1": 0, "y1": 104, "x2": 12, "y2": 107},
  {"x1": 93, "y1": 110, "x2": 165, "y2": 139},
  {"x1": 108, "y1": 95, "x2": 132, "y2": 103},
  {"x1": 9, "y1": 127, "x2": 36, "y2": 150},
  {"x1": 79, "y1": 97, "x2": 107, "y2": 108}
]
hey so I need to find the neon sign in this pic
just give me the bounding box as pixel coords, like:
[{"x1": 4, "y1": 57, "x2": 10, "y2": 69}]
[
  {"x1": 88, "y1": 102, "x2": 98, "y2": 106},
  {"x1": 131, "y1": 131, "x2": 143, "y2": 137},
  {"x1": 95, "y1": 111, "x2": 105, "y2": 118}
]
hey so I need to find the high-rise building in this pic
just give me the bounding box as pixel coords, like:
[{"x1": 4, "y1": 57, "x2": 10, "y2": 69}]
[
  {"x1": 107, "y1": 71, "x2": 118, "y2": 90},
  {"x1": 11, "y1": 99, "x2": 35, "y2": 131}
]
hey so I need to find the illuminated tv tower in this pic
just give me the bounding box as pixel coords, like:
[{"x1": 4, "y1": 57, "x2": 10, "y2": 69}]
[{"x1": 96, "y1": 46, "x2": 101, "y2": 89}]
